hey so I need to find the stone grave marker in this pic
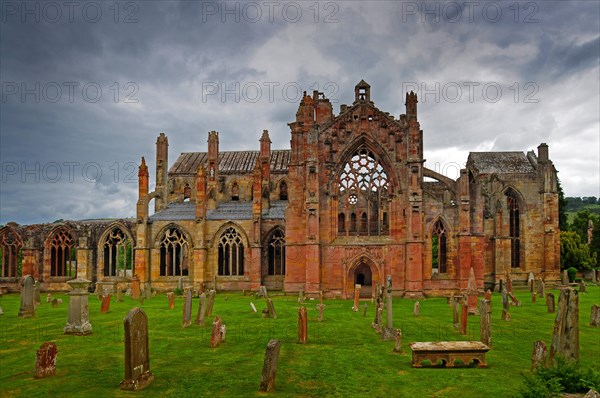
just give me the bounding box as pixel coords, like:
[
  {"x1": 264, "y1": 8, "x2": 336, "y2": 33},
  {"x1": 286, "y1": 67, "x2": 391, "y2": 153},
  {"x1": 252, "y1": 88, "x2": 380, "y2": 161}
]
[
  {"x1": 537, "y1": 278, "x2": 545, "y2": 297},
  {"x1": 480, "y1": 299, "x2": 491, "y2": 347},
  {"x1": 266, "y1": 298, "x2": 277, "y2": 319},
  {"x1": 64, "y1": 278, "x2": 92, "y2": 335},
  {"x1": 100, "y1": 295, "x2": 111, "y2": 313},
  {"x1": 259, "y1": 339, "x2": 281, "y2": 392},
  {"x1": 210, "y1": 316, "x2": 223, "y2": 348},
  {"x1": 298, "y1": 288, "x2": 305, "y2": 304},
  {"x1": 46, "y1": 293, "x2": 52, "y2": 303},
  {"x1": 362, "y1": 303, "x2": 368, "y2": 317},
  {"x1": 452, "y1": 298, "x2": 460, "y2": 329},
  {"x1": 117, "y1": 289, "x2": 123, "y2": 302},
  {"x1": 528, "y1": 272, "x2": 535, "y2": 292},
  {"x1": 590, "y1": 305, "x2": 599, "y2": 327},
  {"x1": 562, "y1": 269, "x2": 569, "y2": 285},
  {"x1": 501, "y1": 288, "x2": 510, "y2": 321},
  {"x1": 259, "y1": 285, "x2": 268, "y2": 298},
  {"x1": 393, "y1": 329, "x2": 403, "y2": 353},
  {"x1": 532, "y1": 340, "x2": 547, "y2": 370},
  {"x1": 381, "y1": 276, "x2": 395, "y2": 340},
  {"x1": 298, "y1": 306, "x2": 308, "y2": 344},
  {"x1": 546, "y1": 292, "x2": 555, "y2": 313},
  {"x1": 467, "y1": 267, "x2": 479, "y2": 315},
  {"x1": 120, "y1": 308, "x2": 154, "y2": 390},
  {"x1": 250, "y1": 302, "x2": 257, "y2": 313},
  {"x1": 206, "y1": 290, "x2": 216, "y2": 317},
  {"x1": 532, "y1": 292, "x2": 537, "y2": 303},
  {"x1": 34, "y1": 280, "x2": 41, "y2": 305},
  {"x1": 196, "y1": 292, "x2": 207, "y2": 326},
  {"x1": 35, "y1": 342, "x2": 58, "y2": 379},
  {"x1": 317, "y1": 303, "x2": 325, "y2": 322},
  {"x1": 579, "y1": 280, "x2": 586, "y2": 293},
  {"x1": 144, "y1": 284, "x2": 152, "y2": 299},
  {"x1": 52, "y1": 298, "x2": 58, "y2": 308},
  {"x1": 460, "y1": 299, "x2": 468, "y2": 335},
  {"x1": 18, "y1": 275, "x2": 35, "y2": 318},
  {"x1": 414, "y1": 301, "x2": 420, "y2": 317},
  {"x1": 508, "y1": 292, "x2": 522, "y2": 307},
  {"x1": 220, "y1": 324, "x2": 227, "y2": 342},
  {"x1": 352, "y1": 284, "x2": 361, "y2": 311},
  {"x1": 131, "y1": 276, "x2": 140, "y2": 300},
  {"x1": 550, "y1": 289, "x2": 579, "y2": 361},
  {"x1": 167, "y1": 292, "x2": 175, "y2": 309},
  {"x1": 182, "y1": 288, "x2": 192, "y2": 328}
]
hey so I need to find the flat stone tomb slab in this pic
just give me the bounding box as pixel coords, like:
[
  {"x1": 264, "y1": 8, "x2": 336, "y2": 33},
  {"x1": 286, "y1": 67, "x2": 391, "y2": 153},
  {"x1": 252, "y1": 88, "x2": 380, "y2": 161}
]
[{"x1": 409, "y1": 341, "x2": 490, "y2": 368}]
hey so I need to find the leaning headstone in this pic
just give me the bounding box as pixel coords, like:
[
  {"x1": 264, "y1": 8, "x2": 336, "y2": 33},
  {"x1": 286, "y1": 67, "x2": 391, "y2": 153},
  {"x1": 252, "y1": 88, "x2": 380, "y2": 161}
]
[
  {"x1": 550, "y1": 289, "x2": 579, "y2": 361},
  {"x1": 259, "y1": 339, "x2": 281, "y2": 392},
  {"x1": 167, "y1": 292, "x2": 175, "y2": 309},
  {"x1": 591, "y1": 305, "x2": 600, "y2": 327},
  {"x1": 579, "y1": 280, "x2": 586, "y2": 293},
  {"x1": 480, "y1": 299, "x2": 491, "y2": 347},
  {"x1": 182, "y1": 288, "x2": 192, "y2": 328},
  {"x1": 381, "y1": 276, "x2": 395, "y2": 340},
  {"x1": 508, "y1": 292, "x2": 522, "y2": 307},
  {"x1": 532, "y1": 340, "x2": 548, "y2": 370},
  {"x1": 100, "y1": 295, "x2": 111, "y2": 313},
  {"x1": 537, "y1": 278, "x2": 545, "y2": 297},
  {"x1": 393, "y1": 329, "x2": 403, "y2": 353},
  {"x1": 120, "y1": 308, "x2": 154, "y2": 390},
  {"x1": 35, "y1": 342, "x2": 58, "y2": 379},
  {"x1": 64, "y1": 278, "x2": 92, "y2": 335},
  {"x1": 266, "y1": 298, "x2": 277, "y2": 319},
  {"x1": 317, "y1": 303, "x2": 325, "y2": 322},
  {"x1": 298, "y1": 306, "x2": 308, "y2": 344},
  {"x1": 460, "y1": 300, "x2": 468, "y2": 335},
  {"x1": 466, "y1": 267, "x2": 479, "y2": 315},
  {"x1": 131, "y1": 276, "x2": 140, "y2": 300},
  {"x1": 18, "y1": 275, "x2": 35, "y2": 318},
  {"x1": 414, "y1": 301, "x2": 420, "y2": 317},
  {"x1": 362, "y1": 303, "x2": 368, "y2": 317},
  {"x1": 210, "y1": 316, "x2": 223, "y2": 348},
  {"x1": 501, "y1": 288, "x2": 510, "y2": 321},
  {"x1": 206, "y1": 290, "x2": 216, "y2": 317},
  {"x1": 250, "y1": 302, "x2": 257, "y2": 313},
  {"x1": 195, "y1": 292, "x2": 207, "y2": 326},
  {"x1": 546, "y1": 292, "x2": 555, "y2": 313}
]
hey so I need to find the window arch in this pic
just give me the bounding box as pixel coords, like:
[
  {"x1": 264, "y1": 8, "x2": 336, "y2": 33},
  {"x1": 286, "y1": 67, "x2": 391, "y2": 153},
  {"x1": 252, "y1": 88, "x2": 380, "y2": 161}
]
[
  {"x1": 159, "y1": 227, "x2": 189, "y2": 276},
  {"x1": 279, "y1": 181, "x2": 288, "y2": 200},
  {"x1": 0, "y1": 228, "x2": 22, "y2": 278},
  {"x1": 431, "y1": 220, "x2": 447, "y2": 273},
  {"x1": 231, "y1": 182, "x2": 239, "y2": 201},
  {"x1": 267, "y1": 229, "x2": 285, "y2": 276},
  {"x1": 218, "y1": 227, "x2": 244, "y2": 276},
  {"x1": 48, "y1": 228, "x2": 76, "y2": 277},
  {"x1": 506, "y1": 189, "x2": 521, "y2": 268},
  {"x1": 183, "y1": 183, "x2": 191, "y2": 201},
  {"x1": 102, "y1": 227, "x2": 133, "y2": 277},
  {"x1": 338, "y1": 147, "x2": 390, "y2": 236}
]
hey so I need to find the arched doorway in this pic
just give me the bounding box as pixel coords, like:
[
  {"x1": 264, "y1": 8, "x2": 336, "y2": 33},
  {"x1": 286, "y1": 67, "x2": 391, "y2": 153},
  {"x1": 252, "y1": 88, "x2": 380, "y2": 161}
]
[{"x1": 354, "y1": 263, "x2": 373, "y2": 298}]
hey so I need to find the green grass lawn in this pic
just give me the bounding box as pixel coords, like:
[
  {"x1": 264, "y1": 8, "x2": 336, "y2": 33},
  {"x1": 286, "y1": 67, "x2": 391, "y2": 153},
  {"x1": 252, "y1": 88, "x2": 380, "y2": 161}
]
[{"x1": 0, "y1": 287, "x2": 599, "y2": 398}]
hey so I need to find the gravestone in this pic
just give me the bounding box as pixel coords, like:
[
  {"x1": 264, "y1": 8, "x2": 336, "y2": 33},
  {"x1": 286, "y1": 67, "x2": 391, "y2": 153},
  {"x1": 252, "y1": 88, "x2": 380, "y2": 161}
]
[
  {"x1": 546, "y1": 292, "x2": 555, "y2": 313},
  {"x1": 590, "y1": 305, "x2": 599, "y2": 327},
  {"x1": 381, "y1": 276, "x2": 395, "y2": 341},
  {"x1": 182, "y1": 288, "x2": 192, "y2": 328},
  {"x1": 46, "y1": 293, "x2": 52, "y2": 303},
  {"x1": 479, "y1": 299, "x2": 491, "y2": 347},
  {"x1": 579, "y1": 280, "x2": 586, "y2": 293},
  {"x1": 317, "y1": 303, "x2": 325, "y2": 322},
  {"x1": 532, "y1": 292, "x2": 537, "y2": 303},
  {"x1": 414, "y1": 301, "x2": 420, "y2": 317},
  {"x1": 167, "y1": 292, "x2": 175, "y2": 309},
  {"x1": 250, "y1": 302, "x2": 257, "y2": 313},
  {"x1": 537, "y1": 278, "x2": 545, "y2": 297},
  {"x1": 220, "y1": 324, "x2": 227, "y2": 342},
  {"x1": 266, "y1": 298, "x2": 277, "y2": 319},
  {"x1": 352, "y1": 284, "x2": 361, "y2": 311},
  {"x1": 144, "y1": 284, "x2": 152, "y2": 299},
  {"x1": 550, "y1": 289, "x2": 579, "y2": 361},
  {"x1": 195, "y1": 292, "x2": 207, "y2": 326},
  {"x1": 393, "y1": 329, "x2": 403, "y2": 353},
  {"x1": 35, "y1": 342, "x2": 58, "y2": 379},
  {"x1": 508, "y1": 292, "x2": 522, "y2": 307},
  {"x1": 18, "y1": 275, "x2": 35, "y2": 318},
  {"x1": 34, "y1": 280, "x2": 41, "y2": 304},
  {"x1": 528, "y1": 272, "x2": 535, "y2": 292},
  {"x1": 259, "y1": 339, "x2": 281, "y2": 392},
  {"x1": 210, "y1": 316, "x2": 223, "y2": 348},
  {"x1": 298, "y1": 288, "x2": 305, "y2": 304},
  {"x1": 452, "y1": 298, "x2": 460, "y2": 329},
  {"x1": 100, "y1": 295, "x2": 111, "y2": 313},
  {"x1": 298, "y1": 306, "x2": 308, "y2": 344},
  {"x1": 532, "y1": 340, "x2": 547, "y2": 370},
  {"x1": 362, "y1": 303, "x2": 368, "y2": 317},
  {"x1": 562, "y1": 270, "x2": 569, "y2": 285},
  {"x1": 131, "y1": 276, "x2": 140, "y2": 300},
  {"x1": 117, "y1": 289, "x2": 123, "y2": 302},
  {"x1": 466, "y1": 267, "x2": 479, "y2": 315},
  {"x1": 460, "y1": 300, "x2": 468, "y2": 335},
  {"x1": 501, "y1": 288, "x2": 510, "y2": 321},
  {"x1": 64, "y1": 278, "x2": 92, "y2": 335},
  {"x1": 52, "y1": 298, "x2": 59, "y2": 308},
  {"x1": 120, "y1": 308, "x2": 154, "y2": 390},
  {"x1": 259, "y1": 285, "x2": 268, "y2": 298},
  {"x1": 206, "y1": 290, "x2": 216, "y2": 317}
]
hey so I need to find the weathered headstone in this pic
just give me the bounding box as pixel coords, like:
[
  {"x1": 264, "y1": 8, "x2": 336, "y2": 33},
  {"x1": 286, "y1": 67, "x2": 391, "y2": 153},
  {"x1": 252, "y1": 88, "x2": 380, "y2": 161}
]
[
  {"x1": 562, "y1": 270, "x2": 569, "y2": 285},
  {"x1": 206, "y1": 290, "x2": 216, "y2": 317},
  {"x1": 528, "y1": 272, "x2": 535, "y2": 292},
  {"x1": 362, "y1": 303, "x2": 368, "y2": 317},
  {"x1": 381, "y1": 276, "x2": 395, "y2": 340},
  {"x1": 508, "y1": 292, "x2": 522, "y2": 307},
  {"x1": 317, "y1": 303, "x2": 325, "y2": 322},
  {"x1": 195, "y1": 292, "x2": 207, "y2": 326},
  {"x1": 117, "y1": 288, "x2": 123, "y2": 302},
  {"x1": 52, "y1": 298, "x2": 58, "y2": 308},
  {"x1": 579, "y1": 280, "x2": 586, "y2": 293},
  {"x1": 220, "y1": 324, "x2": 227, "y2": 342},
  {"x1": 460, "y1": 300, "x2": 468, "y2": 335},
  {"x1": 210, "y1": 316, "x2": 223, "y2": 348},
  {"x1": 550, "y1": 289, "x2": 579, "y2": 361},
  {"x1": 64, "y1": 278, "x2": 92, "y2": 335},
  {"x1": 414, "y1": 301, "x2": 420, "y2": 317},
  {"x1": 352, "y1": 284, "x2": 361, "y2": 311},
  {"x1": 34, "y1": 280, "x2": 41, "y2": 304},
  {"x1": 266, "y1": 298, "x2": 277, "y2": 319},
  {"x1": 167, "y1": 292, "x2": 175, "y2": 309},
  {"x1": 546, "y1": 292, "x2": 555, "y2": 313},
  {"x1": 18, "y1": 275, "x2": 35, "y2": 318},
  {"x1": 144, "y1": 283, "x2": 152, "y2": 299},
  {"x1": 100, "y1": 295, "x2": 111, "y2": 313},
  {"x1": 131, "y1": 276, "x2": 140, "y2": 300},
  {"x1": 182, "y1": 288, "x2": 192, "y2": 328},
  {"x1": 298, "y1": 288, "x2": 305, "y2": 304},
  {"x1": 259, "y1": 285, "x2": 268, "y2": 298},
  {"x1": 35, "y1": 342, "x2": 58, "y2": 379},
  {"x1": 501, "y1": 288, "x2": 510, "y2": 321},
  {"x1": 532, "y1": 340, "x2": 547, "y2": 370},
  {"x1": 480, "y1": 299, "x2": 491, "y2": 347},
  {"x1": 452, "y1": 298, "x2": 460, "y2": 329},
  {"x1": 467, "y1": 267, "x2": 479, "y2": 315},
  {"x1": 46, "y1": 293, "x2": 52, "y2": 303},
  {"x1": 393, "y1": 329, "x2": 403, "y2": 353},
  {"x1": 590, "y1": 305, "x2": 599, "y2": 327},
  {"x1": 532, "y1": 292, "x2": 537, "y2": 303},
  {"x1": 250, "y1": 302, "x2": 257, "y2": 313},
  {"x1": 259, "y1": 339, "x2": 281, "y2": 392},
  {"x1": 298, "y1": 306, "x2": 308, "y2": 344},
  {"x1": 120, "y1": 308, "x2": 154, "y2": 390},
  {"x1": 537, "y1": 278, "x2": 545, "y2": 297}
]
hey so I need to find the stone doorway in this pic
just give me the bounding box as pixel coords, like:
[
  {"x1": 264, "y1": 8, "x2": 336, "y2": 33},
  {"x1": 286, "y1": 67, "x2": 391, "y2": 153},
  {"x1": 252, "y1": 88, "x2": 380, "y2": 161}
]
[{"x1": 354, "y1": 263, "x2": 373, "y2": 298}]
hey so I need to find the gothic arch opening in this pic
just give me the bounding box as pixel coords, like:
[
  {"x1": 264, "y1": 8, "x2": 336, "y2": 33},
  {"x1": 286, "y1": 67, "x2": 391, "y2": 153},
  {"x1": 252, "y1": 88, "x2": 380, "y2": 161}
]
[
  {"x1": 347, "y1": 257, "x2": 379, "y2": 299},
  {"x1": 0, "y1": 227, "x2": 22, "y2": 278}
]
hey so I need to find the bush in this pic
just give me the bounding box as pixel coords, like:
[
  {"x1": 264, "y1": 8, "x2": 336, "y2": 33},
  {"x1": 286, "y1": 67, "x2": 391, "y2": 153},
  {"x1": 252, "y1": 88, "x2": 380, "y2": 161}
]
[
  {"x1": 567, "y1": 267, "x2": 578, "y2": 283},
  {"x1": 174, "y1": 287, "x2": 183, "y2": 296},
  {"x1": 520, "y1": 357, "x2": 600, "y2": 397}
]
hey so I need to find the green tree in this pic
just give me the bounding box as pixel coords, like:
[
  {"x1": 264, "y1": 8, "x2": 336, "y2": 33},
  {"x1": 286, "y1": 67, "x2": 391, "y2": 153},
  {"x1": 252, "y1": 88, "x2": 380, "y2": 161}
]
[
  {"x1": 590, "y1": 219, "x2": 600, "y2": 269},
  {"x1": 560, "y1": 231, "x2": 597, "y2": 271},
  {"x1": 569, "y1": 210, "x2": 599, "y2": 243},
  {"x1": 557, "y1": 179, "x2": 569, "y2": 230}
]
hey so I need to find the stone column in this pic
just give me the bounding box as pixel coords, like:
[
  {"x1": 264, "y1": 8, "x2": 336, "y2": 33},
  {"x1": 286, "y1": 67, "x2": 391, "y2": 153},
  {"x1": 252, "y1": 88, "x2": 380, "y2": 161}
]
[{"x1": 64, "y1": 278, "x2": 92, "y2": 335}]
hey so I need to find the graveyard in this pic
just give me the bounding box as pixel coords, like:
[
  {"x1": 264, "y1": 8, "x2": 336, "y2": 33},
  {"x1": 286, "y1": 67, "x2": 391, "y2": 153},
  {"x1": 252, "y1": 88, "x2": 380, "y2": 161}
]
[{"x1": 0, "y1": 286, "x2": 598, "y2": 397}]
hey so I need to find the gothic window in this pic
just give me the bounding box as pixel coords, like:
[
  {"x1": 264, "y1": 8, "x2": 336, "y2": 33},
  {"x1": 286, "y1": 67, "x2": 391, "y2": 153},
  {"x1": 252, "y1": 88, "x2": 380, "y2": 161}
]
[
  {"x1": 183, "y1": 183, "x2": 191, "y2": 201},
  {"x1": 338, "y1": 147, "x2": 389, "y2": 236},
  {"x1": 231, "y1": 183, "x2": 239, "y2": 201},
  {"x1": 268, "y1": 229, "x2": 285, "y2": 276},
  {"x1": 507, "y1": 190, "x2": 521, "y2": 268},
  {"x1": 0, "y1": 228, "x2": 22, "y2": 278},
  {"x1": 159, "y1": 227, "x2": 189, "y2": 276},
  {"x1": 103, "y1": 227, "x2": 133, "y2": 277},
  {"x1": 218, "y1": 227, "x2": 244, "y2": 276},
  {"x1": 49, "y1": 228, "x2": 76, "y2": 277},
  {"x1": 432, "y1": 220, "x2": 447, "y2": 273},
  {"x1": 338, "y1": 213, "x2": 345, "y2": 234},
  {"x1": 279, "y1": 181, "x2": 288, "y2": 200}
]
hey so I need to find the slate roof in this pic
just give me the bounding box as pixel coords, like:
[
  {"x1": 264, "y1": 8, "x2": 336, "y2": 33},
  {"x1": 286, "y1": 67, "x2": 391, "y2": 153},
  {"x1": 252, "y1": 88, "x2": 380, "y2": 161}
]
[
  {"x1": 149, "y1": 202, "x2": 196, "y2": 221},
  {"x1": 468, "y1": 152, "x2": 536, "y2": 174},
  {"x1": 169, "y1": 150, "x2": 290, "y2": 175},
  {"x1": 149, "y1": 201, "x2": 287, "y2": 221}
]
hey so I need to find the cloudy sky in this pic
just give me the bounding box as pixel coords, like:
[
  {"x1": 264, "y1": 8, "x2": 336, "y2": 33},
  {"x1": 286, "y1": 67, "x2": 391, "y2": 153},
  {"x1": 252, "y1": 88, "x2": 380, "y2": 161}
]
[{"x1": 1, "y1": 0, "x2": 599, "y2": 225}]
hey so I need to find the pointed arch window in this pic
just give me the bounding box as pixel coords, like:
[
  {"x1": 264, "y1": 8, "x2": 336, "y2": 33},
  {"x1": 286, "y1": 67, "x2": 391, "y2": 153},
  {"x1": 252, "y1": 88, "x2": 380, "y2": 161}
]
[
  {"x1": 432, "y1": 220, "x2": 447, "y2": 273},
  {"x1": 338, "y1": 147, "x2": 390, "y2": 236},
  {"x1": 49, "y1": 228, "x2": 76, "y2": 277},
  {"x1": 0, "y1": 228, "x2": 22, "y2": 278},
  {"x1": 231, "y1": 183, "x2": 239, "y2": 201},
  {"x1": 279, "y1": 181, "x2": 288, "y2": 200},
  {"x1": 506, "y1": 190, "x2": 521, "y2": 268},
  {"x1": 183, "y1": 183, "x2": 191, "y2": 201},
  {"x1": 103, "y1": 227, "x2": 133, "y2": 277},
  {"x1": 218, "y1": 227, "x2": 244, "y2": 276},
  {"x1": 159, "y1": 227, "x2": 189, "y2": 276},
  {"x1": 268, "y1": 229, "x2": 285, "y2": 276}
]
